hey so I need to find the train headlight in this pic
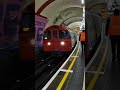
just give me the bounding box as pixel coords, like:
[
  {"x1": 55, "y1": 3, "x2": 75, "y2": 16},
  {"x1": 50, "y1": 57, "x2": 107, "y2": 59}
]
[
  {"x1": 60, "y1": 41, "x2": 65, "y2": 46},
  {"x1": 30, "y1": 39, "x2": 35, "y2": 45},
  {"x1": 44, "y1": 37, "x2": 47, "y2": 39},
  {"x1": 47, "y1": 42, "x2": 51, "y2": 46}
]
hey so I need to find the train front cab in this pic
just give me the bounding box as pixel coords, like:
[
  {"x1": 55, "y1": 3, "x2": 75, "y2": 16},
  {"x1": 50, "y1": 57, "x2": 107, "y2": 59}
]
[{"x1": 43, "y1": 27, "x2": 72, "y2": 53}]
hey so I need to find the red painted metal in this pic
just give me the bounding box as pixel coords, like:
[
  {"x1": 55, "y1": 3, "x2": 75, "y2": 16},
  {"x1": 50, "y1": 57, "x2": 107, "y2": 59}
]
[{"x1": 43, "y1": 25, "x2": 73, "y2": 52}]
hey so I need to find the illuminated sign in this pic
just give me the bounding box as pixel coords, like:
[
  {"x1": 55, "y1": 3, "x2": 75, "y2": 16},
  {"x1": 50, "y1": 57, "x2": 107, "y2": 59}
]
[{"x1": 23, "y1": 28, "x2": 29, "y2": 31}]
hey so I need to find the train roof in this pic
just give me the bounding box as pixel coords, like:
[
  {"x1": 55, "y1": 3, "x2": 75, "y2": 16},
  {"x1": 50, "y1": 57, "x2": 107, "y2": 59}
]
[{"x1": 46, "y1": 25, "x2": 68, "y2": 31}]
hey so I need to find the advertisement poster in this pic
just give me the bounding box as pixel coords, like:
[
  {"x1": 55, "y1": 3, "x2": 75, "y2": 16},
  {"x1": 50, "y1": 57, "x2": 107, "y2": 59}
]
[{"x1": 35, "y1": 15, "x2": 48, "y2": 48}]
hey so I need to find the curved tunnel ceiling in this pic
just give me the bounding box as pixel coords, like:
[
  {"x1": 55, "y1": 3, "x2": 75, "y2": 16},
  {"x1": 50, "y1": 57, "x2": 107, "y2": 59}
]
[
  {"x1": 35, "y1": 0, "x2": 84, "y2": 29},
  {"x1": 61, "y1": 16, "x2": 83, "y2": 26},
  {"x1": 86, "y1": 0, "x2": 106, "y2": 9},
  {"x1": 35, "y1": 0, "x2": 83, "y2": 17},
  {"x1": 53, "y1": 7, "x2": 83, "y2": 25},
  {"x1": 68, "y1": 22, "x2": 81, "y2": 29},
  {"x1": 85, "y1": 0, "x2": 109, "y2": 18},
  {"x1": 86, "y1": 0, "x2": 120, "y2": 11}
]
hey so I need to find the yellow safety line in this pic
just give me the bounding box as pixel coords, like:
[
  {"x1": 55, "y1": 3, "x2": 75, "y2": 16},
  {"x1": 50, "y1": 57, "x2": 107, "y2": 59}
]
[
  {"x1": 56, "y1": 43, "x2": 80, "y2": 90},
  {"x1": 87, "y1": 41, "x2": 108, "y2": 90}
]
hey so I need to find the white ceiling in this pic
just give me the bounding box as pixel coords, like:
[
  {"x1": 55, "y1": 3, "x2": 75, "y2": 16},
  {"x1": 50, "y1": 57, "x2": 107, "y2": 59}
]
[
  {"x1": 35, "y1": 0, "x2": 84, "y2": 29},
  {"x1": 25, "y1": 0, "x2": 119, "y2": 29}
]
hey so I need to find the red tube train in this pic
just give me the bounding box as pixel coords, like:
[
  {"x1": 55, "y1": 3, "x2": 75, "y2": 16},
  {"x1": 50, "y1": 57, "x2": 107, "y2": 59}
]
[
  {"x1": 19, "y1": 4, "x2": 35, "y2": 61},
  {"x1": 43, "y1": 25, "x2": 77, "y2": 54}
]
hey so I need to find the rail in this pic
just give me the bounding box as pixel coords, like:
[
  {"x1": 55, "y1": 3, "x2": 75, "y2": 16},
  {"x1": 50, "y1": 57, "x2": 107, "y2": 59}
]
[{"x1": 42, "y1": 40, "x2": 79, "y2": 90}]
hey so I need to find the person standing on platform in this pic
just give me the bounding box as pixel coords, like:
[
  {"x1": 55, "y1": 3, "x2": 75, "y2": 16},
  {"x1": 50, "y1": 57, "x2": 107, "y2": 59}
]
[
  {"x1": 106, "y1": 9, "x2": 120, "y2": 63},
  {"x1": 80, "y1": 30, "x2": 85, "y2": 52}
]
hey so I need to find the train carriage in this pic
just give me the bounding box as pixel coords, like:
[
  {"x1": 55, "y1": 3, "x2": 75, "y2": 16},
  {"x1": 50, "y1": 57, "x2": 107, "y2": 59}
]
[
  {"x1": 43, "y1": 25, "x2": 77, "y2": 53},
  {"x1": 19, "y1": 4, "x2": 35, "y2": 61}
]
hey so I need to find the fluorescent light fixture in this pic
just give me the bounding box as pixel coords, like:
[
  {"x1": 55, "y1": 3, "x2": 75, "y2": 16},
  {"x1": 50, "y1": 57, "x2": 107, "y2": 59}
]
[
  {"x1": 83, "y1": 6, "x2": 85, "y2": 17},
  {"x1": 81, "y1": 0, "x2": 84, "y2": 4}
]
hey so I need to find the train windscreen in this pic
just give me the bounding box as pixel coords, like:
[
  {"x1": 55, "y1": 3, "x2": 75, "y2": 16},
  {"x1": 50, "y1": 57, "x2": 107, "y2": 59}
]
[
  {"x1": 53, "y1": 31, "x2": 58, "y2": 39},
  {"x1": 59, "y1": 30, "x2": 71, "y2": 39},
  {"x1": 43, "y1": 31, "x2": 51, "y2": 39}
]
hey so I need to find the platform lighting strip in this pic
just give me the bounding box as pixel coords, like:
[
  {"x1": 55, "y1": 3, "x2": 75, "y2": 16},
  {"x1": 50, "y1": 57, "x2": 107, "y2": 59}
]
[
  {"x1": 41, "y1": 41, "x2": 79, "y2": 90},
  {"x1": 83, "y1": 6, "x2": 85, "y2": 18},
  {"x1": 82, "y1": 71, "x2": 85, "y2": 90},
  {"x1": 81, "y1": 0, "x2": 84, "y2": 4}
]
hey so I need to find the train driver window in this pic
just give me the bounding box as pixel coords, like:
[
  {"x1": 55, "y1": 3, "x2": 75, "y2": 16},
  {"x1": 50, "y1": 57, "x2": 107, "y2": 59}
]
[
  {"x1": 59, "y1": 30, "x2": 70, "y2": 39},
  {"x1": 43, "y1": 31, "x2": 51, "y2": 39},
  {"x1": 53, "y1": 31, "x2": 58, "y2": 39}
]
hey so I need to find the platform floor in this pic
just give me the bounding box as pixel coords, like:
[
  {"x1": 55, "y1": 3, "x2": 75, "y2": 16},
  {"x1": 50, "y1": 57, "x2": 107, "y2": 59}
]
[
  {"x1": 86, "y1": 36, "x2": 120, "y2": 90},
  {"x1": 42, "y1": 42, "x2": 85, "y2": 90},
  {"x1": 103, "y1": 61, "x2": 120, "y2": 90}
]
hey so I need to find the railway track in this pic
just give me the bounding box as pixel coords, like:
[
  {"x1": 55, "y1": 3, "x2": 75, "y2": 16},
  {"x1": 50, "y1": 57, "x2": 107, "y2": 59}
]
[
  {"x1": 8, "y1": 54, "x2": 68, "y2": 90},
  {"x1": 35, "y1": 56, "x2": 67, "y2": 90}
]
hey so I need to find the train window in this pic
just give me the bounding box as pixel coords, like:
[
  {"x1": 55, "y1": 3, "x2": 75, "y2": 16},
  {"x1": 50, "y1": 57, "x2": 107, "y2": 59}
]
[
  {"x1": 59, "y1": 30, "x2": 71, "y2": 39},
  {"x1": 53, "y1": 31, "x2": 58, "y2": 39},
  {"x1": 43, "y1": 31, "x2": 51, "y2": 39}
]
